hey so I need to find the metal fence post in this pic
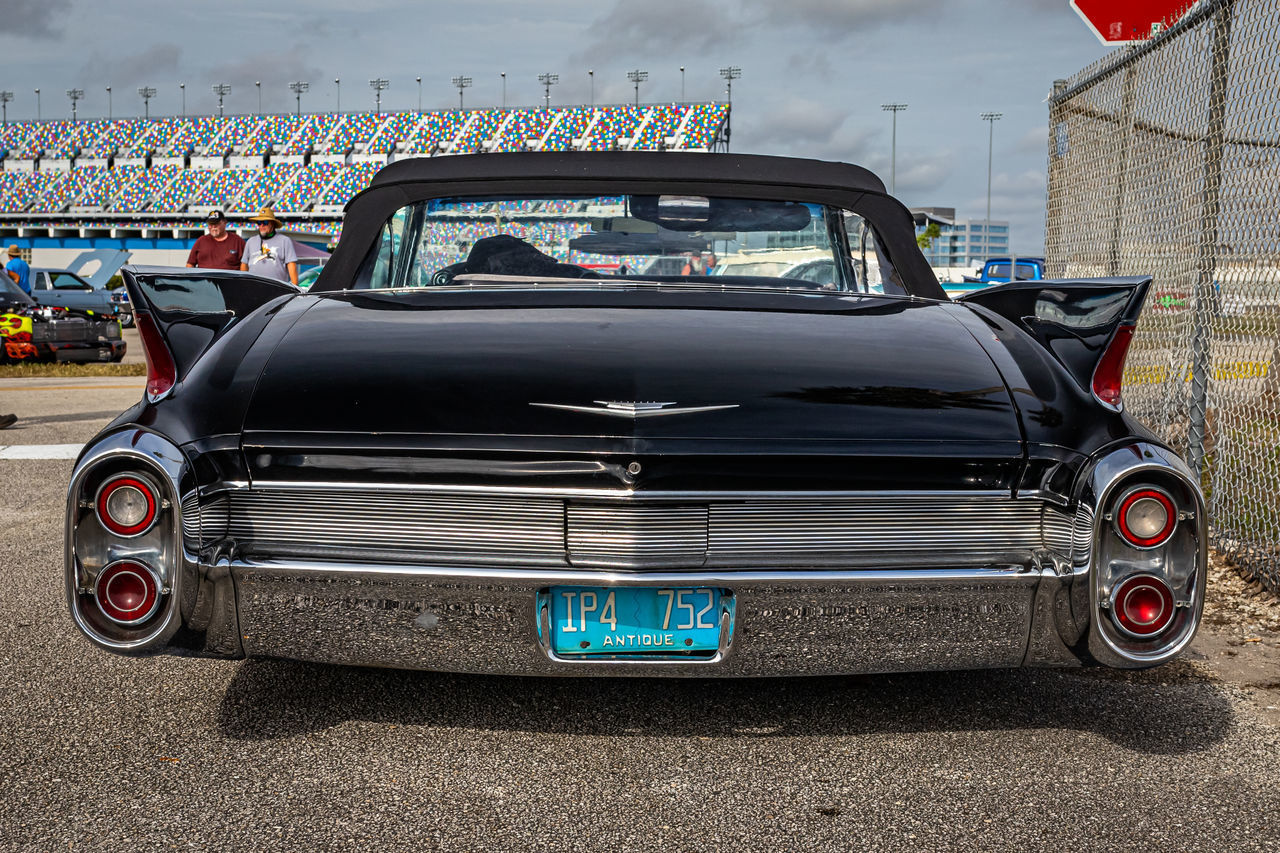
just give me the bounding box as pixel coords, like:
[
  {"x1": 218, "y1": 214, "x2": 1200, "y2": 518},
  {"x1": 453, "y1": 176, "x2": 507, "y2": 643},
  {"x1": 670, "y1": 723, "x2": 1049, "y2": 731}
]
[
  {"x1": 1187, "y1": 0, "x2": 1233, "y2": 479},
  {"x1": 1107, "y1": 66, "x2": 1137, "y2": 277}
]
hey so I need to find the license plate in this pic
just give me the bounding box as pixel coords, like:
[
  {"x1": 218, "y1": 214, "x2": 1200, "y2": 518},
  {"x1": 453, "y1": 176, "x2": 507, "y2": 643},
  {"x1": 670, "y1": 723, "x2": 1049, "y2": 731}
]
[{"x1": 548, "y1": 586, "x2": 724, "y2": 656}]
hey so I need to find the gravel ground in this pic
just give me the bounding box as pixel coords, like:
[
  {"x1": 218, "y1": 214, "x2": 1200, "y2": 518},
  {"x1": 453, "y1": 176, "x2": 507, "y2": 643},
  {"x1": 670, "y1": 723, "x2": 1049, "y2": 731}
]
[{"x1": 1, "y1": 379, "x2": 1278, "y2": 852}]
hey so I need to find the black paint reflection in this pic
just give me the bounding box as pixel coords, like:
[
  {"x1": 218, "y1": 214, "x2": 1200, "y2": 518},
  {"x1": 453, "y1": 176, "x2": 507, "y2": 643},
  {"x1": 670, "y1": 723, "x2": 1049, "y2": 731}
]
[{"x1": 774, "y1": 385, "x2": 1011, "y2": 412}]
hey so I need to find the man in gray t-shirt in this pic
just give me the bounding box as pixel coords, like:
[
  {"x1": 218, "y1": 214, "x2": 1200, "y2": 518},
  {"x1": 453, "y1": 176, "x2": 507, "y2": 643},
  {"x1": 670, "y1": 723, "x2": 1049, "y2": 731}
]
[{"x1": 240, "y1": 206, "x2": 299, "y2": 285}]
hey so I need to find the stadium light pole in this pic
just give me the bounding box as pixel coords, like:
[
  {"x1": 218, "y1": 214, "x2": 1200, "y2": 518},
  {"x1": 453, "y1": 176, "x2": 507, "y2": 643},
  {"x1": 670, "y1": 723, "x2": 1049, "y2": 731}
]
[
  {"x1": 587, "y1": 70, "x2": 593, "y2": 106},
  {"x1": 881, "y1": 103, "x2": 907, "y2": 195},
  {"x1": 451, "y1": 76, "x2": 472, "y2": 110},
  {"x1": 680, "y1": 66, "x2": 685, "y2": 102},
  {"x1": 180, "y1": 82, "x2": 185, "y2": 118},
  {"x1": 452, "y1": 76, "x2": 472, "y2": 110},
  {"x1": 538, "y1": 73, "x2": 558, "y2": 108},
  {"x1": 369, "y1": 78, "x2": 390, "y2": 112},
  {"x1": 289, "y1": 81, "x2": 309, "y2": 116},
  {"x1": 0, "y1": 91, "x2": 11, "y2": 125},
  {"x1": 501, "y1": 72, "x2": 507, "y2": 108},
  {"x1": 34, "y1": 88, "x2": 40, "y2": 121},
  {"x1": 255, "y1": 81, "x2": 261, "y2": 115},
  {"x1": 212, "y1": 83, "x2": 230, "y2": 118},
  {"x1": 416, "y1": 76, "x2": 422, "y2": 111},
  {"x1": 334, "y1": 78, "x2": 341, "y2": 113},
  {"x1": 718, "y1": 67, "x2": 740, "y2": 150},
  {"x1": 627, "y1": 69, "x2": 648, "y2": 107},
  {"x1": 138, "y1": 86, "x2": 156, "y2": 120},
  {"x1": 104, "y1": 86, "x2": 111, "y2": 120},
  {"x1": 66, "y1": 88, "x2": 84, "y2": 123},
  {"x1": 981, "y1": 112, "x2": 1003, "y2": 252}
]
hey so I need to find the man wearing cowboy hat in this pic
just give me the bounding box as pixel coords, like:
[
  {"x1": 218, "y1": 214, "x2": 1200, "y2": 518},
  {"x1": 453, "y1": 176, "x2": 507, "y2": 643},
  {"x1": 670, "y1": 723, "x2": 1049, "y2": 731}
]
[
  {"x1": 240, "y1": 207, "x2": 298, "y2": 285},
  {"x1": 5, "y1": 245, "x2": 31, "y2": 295}
]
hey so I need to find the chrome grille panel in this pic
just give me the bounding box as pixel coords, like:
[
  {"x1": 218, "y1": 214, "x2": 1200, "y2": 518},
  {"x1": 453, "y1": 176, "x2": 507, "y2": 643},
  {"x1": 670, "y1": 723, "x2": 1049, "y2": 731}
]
[
  {"x1": 708, "y1": 499, "x2": 1045, "y2": 564},
  {"x1": 568, "y1": 504, "x2": 708, "y2": 567},
  {"x1": 227, "y1": 490, "x2": 565, "y2": 563},
  {"x1": 208, "y1": 487, "x2": 1083, "y2": 570}
]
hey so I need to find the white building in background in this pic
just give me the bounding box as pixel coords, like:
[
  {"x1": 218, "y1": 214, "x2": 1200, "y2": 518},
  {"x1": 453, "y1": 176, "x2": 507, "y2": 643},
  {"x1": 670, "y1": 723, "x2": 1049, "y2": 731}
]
[{"x1": 910, "y1": 207, "x2": 1011, "y2": 273}]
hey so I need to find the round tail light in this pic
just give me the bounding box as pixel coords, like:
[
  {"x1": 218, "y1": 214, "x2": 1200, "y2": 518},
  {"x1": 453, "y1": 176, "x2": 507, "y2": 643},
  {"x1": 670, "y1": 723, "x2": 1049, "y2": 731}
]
[
  {"x1": 1115, "y1": 487, "x2": 1176, "y2": 548},
  {"x1": 95, "y1": 474, "x2": 159, "y2": 537},
  {"x1": 95, "y1": 560, "x2": 161, "y2": 625},
  {"x1": 1112, "y1": 575, "x2": 1175, "y2": 637}
]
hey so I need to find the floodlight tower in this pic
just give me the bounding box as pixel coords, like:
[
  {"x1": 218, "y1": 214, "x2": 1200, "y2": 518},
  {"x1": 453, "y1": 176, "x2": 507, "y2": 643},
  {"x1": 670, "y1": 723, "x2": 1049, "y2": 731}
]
[
  {"x1": 880, "y1": 103, "x2": 908, "y2": 195},
  {"x1": 369, "y1": 78, "x2": 390, "y2": 112},
  {"x1": 501, "y1": 72, "x2": 507, "y2": 108},
  {"x1": 538, "y1": 73, "x2": 558, "y2": 108},
  {"x1": 179, "y1": 82, "x2": 185, "y2": 118},
  {"x1": 679, "y1": 66, "x2": 685, "y2": 102},
  {"x1": 212, "y1": 83, "x2": 231, "y2": 118},
  {"x1": 416, "y1": 76, "x2": 422, "y2": 111},
  {"x1": 587, "y1": 70, "x2": 593, "y2": 106},
  {"x1": 289, "y1": 81, "x2": 309, "y2": 116},
  {"x1": 718, "y1": 66, "x2": 740, "y2": 150},
  {"x1": 335, "y1": 78, "x2": 341, "y2": 112},
  {"x1": 34, "y1": 88, "x2": 41, "y2": 120},
  {"x1": 105, "y1": 86, "x2": 111, "y2": 120},
  {"x1": 627, "y1": 69, "x2": 648, "y2": 106},
  {"x1": 138, "y1": 86, "x2": 156, "y2": 120},
  {"x1": 452, "y1": 75, "x2": 472, "y2": 110},
  {"x1": 0, "y1": 91, "x2": 12, "y2": 125},
  {"x1": 66, "y1": 88, "x2": 84, "y2": 123},
  {"x1": 981, "y1": 112, "x2": 1003, "y2": 252}
]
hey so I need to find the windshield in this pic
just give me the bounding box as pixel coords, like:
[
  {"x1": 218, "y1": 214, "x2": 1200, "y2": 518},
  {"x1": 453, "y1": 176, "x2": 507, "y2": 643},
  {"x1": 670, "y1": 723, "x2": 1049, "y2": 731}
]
[{"x1": 353, "y1": 193, "x2": 894, "y2": 294}]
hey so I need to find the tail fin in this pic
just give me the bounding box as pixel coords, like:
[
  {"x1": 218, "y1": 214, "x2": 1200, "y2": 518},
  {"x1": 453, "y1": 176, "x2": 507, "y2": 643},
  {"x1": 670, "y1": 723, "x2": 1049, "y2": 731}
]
[
  {"x1": 122, "y1": 266, "x2": 297, "y2": 400},
  {"x1": 957, "y1": 277, "x2": 1151, "y2": 410}
]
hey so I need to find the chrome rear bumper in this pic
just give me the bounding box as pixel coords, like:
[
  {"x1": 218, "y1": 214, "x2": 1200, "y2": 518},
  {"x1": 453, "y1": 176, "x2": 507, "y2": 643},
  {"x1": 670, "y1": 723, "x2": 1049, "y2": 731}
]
[{"x1": 222, "y1": 559, "x2": 1079, "y2": 677}]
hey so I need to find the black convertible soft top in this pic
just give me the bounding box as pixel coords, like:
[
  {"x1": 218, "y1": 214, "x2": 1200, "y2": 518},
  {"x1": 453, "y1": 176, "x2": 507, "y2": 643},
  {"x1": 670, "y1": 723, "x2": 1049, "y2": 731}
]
[{"x1": 315, "y1": 152, "x2": 945, "y2": 299}]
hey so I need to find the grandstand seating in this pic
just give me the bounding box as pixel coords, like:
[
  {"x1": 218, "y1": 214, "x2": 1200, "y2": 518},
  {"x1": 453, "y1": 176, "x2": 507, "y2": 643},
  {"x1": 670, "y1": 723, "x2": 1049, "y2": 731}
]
[
  {"x1": 76, "y1": 164, "x2": 143, "y2": 208},
  {"x1": 402, "y1": 111, "x2": 465, "y2": 154},
  {"x1": 148, "y1": 168, "x2": 215, "y2": 211},
  {"x1": 282, "y1": 113, "x2": 343, "y2": 155},
  {"x1": 240, "y1": 114, "x2": 305, "y2": 155},
  {"x1": 277, "y1": 161, "x2": 344, "y2": 212},
  {"x1": 235, "y1": 163, "x2": 303, "y2": 211},
  {"x1": 316, "y1": 161, "x2": 381, "y2": 207},
  {"x1": 326, "y1": 113, "x2": 387, "y2": 154},
  {"x1": 192, "y1": 168, "x2": 258, "y2": 209},
  {"x1": 112, "y1": 165, "x2": 180, "y2": 212},
  {"x1": 0, "y1": 104, "x2": 728, "y2": 217}
]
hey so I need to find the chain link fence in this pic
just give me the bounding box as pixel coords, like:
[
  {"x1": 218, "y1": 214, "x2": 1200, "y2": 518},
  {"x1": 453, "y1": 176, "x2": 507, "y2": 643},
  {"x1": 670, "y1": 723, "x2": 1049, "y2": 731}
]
[{"x1": 1046, "y1": 0, "x2": 1280, "y2": 593}]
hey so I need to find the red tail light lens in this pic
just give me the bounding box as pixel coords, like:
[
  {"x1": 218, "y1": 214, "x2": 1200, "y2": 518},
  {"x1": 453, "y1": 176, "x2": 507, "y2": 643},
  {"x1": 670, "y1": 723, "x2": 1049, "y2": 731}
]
[
  {"x1": 95, "y1": 475, "x2": 159, "y2": 537},
  {"x1": 1091, "y1": 323, "x2": 1135, "y2": 410},
  {"x1": 1115, "y1": 487, "x2": 1176, "y2": 548},
  {"x1": 1112, "y1": 575, "x2": 1175, "y2": 637},
  {"x1": 95, "y1": 560, "x2": 161, "y2": 625},
  {"x1": 136, "y1": 311, "x2": 176, "y2": 400}
]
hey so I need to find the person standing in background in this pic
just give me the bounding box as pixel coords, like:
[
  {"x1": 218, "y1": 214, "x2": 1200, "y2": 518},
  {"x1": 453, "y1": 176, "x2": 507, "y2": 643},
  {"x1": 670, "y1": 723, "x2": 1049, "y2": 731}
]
[
  {"x1": 186, "y1": 210, "x2": 246, "y2": 270},
  {"x1": 240, "y1": 207, "x2": 298, "y2": 285},
  {"x1": 5, "y1": 245, "x2": 31, "y2": 294}
]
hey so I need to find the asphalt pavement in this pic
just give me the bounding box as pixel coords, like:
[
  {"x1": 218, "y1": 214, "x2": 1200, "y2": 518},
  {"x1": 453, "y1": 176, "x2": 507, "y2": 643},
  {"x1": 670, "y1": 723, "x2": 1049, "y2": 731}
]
[{"x1": 1, "y1": 377, "x2": 1278, "y2": 852}]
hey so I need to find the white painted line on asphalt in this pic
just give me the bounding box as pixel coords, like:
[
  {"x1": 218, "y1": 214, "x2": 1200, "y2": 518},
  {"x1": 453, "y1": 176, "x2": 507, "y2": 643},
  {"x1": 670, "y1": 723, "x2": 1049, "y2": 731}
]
[{"x1": 0, "y1": 444, "x2": 84, "y2": 460}]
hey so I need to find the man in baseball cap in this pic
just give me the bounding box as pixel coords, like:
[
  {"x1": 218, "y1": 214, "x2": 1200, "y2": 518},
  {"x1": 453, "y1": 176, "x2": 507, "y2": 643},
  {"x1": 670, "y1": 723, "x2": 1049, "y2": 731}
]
[{"x1": 186, "y1": 210, "x2": 246, "y2": 271}]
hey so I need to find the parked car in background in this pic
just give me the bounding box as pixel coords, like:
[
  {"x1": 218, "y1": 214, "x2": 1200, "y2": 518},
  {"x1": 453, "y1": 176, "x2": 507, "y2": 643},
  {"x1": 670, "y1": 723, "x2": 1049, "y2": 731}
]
[
  {"x1": 946, "y1": 257, "x2": 1048, "y2": 298},
  {"x1": 28, "y1": 268, "x2": 123, "y2": 323},
  {"x1": 1, "y1": 274, "x2": 125, "y2": 363},
  {"x1": 66, "y1": 152, "x2": 1204, "y2": 679}
]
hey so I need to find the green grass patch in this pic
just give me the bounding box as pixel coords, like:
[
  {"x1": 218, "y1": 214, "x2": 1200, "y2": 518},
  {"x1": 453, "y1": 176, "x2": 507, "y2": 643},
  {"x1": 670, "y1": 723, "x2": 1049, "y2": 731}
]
[{"x1": 0, "y1": 362, "x2": 147, "y2": 379}]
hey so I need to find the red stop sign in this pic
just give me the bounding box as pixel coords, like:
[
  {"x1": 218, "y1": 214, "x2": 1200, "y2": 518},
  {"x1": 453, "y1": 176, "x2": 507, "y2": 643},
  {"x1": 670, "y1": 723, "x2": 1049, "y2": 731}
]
[{"x1": 1070, "y1": 0, "x2": 1197, "y2": 44}]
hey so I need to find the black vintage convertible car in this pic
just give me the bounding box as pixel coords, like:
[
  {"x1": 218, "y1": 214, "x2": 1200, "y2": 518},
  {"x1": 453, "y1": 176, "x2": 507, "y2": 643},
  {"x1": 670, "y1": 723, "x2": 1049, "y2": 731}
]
[{"x1": 65, "y1": 153, "x2": 1204, "y2": 676}]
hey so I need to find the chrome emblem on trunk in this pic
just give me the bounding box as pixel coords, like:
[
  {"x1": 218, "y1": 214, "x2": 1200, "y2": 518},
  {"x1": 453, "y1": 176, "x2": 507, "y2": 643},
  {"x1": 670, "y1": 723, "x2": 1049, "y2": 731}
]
[{"x1": 530, "y1": 400, "x2": 739, "y2": 418}]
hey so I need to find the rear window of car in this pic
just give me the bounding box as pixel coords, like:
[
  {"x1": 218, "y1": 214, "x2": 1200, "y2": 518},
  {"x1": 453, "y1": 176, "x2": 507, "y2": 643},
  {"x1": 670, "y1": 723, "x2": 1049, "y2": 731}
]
[{"x1": 352, "y1": 193, "x2": 898, "y2": 295}]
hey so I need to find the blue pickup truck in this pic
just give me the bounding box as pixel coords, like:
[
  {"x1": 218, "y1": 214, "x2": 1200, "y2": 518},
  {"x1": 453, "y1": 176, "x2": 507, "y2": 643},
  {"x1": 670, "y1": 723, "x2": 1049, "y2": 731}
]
[{"x1": 944, "y1": 257, "x2": 1047, "y2": 297}]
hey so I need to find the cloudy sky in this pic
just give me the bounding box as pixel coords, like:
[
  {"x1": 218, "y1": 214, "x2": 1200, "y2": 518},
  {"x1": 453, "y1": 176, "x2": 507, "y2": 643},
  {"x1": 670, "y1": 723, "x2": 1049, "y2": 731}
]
[{"x1": 1, "y1": 0, "x2": 1115, "y2": 253}]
